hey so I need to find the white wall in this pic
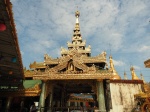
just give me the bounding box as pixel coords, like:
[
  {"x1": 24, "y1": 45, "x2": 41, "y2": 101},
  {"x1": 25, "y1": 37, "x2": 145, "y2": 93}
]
[{"x1": 109, "y1": 83, "x2": 142, "y2": 112}]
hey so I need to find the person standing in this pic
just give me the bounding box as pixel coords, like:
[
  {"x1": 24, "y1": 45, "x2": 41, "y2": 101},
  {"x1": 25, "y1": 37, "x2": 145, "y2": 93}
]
[{"x1": 30, "y1": 103, "x2": 37, "y2": 112}]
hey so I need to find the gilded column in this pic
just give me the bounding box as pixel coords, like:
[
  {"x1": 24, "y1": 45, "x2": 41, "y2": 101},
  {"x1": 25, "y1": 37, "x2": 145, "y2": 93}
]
[
  {"x1": 39, "y1": 80, "x2": 46, "y2": 112},
  {"x1": 5, "y1": 97, "x2": 12, "y2": 112},
  {"x1": 97, "y1": 80, "x2": 106, "y2": 112}
]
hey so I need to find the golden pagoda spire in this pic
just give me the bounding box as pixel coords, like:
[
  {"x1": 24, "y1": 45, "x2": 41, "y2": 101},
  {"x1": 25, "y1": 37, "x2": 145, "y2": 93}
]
[
  {"x1": 109, "y1": 55, "x2": 115, "y2": 71},
  {"x1": 109, "y1": 55, "x2": 121, "y2": 80},
  {"x1": 74, "y1": 10, "x2": 80, "y2": 32},
  {"x1": 61, "y1": 10, "x2": 91, "y2": 57},
  {"x1": 140, "y1": 73, "x2": 145, "y2": 83},
  {"x1": 130, "y1": 66, "x2": 139, "y2": 80},
  {"x1": 124, "y1": 71, "x2": 128, "y2": 80}
]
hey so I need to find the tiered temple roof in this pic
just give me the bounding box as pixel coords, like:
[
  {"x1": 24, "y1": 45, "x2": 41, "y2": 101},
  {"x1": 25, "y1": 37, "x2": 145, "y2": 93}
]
[{"x1": 26, "y1": 11, "x2": 121, "y2": 80}]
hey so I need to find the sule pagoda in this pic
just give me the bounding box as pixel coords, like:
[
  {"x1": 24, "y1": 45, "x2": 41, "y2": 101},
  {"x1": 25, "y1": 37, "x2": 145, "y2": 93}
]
[{"x1": 0, "y1": 1, "x2": 149, "y2": 111}]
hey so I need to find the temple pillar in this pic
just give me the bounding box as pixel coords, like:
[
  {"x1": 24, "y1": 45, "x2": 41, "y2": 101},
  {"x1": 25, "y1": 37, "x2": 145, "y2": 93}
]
[
  {"x1": 61, "y1": 89, "x2": 65, "y2": 107},
  {"x1": 20, "y1": 98, "x2": 25, "y2": 112},
  {"x1": 97, "y1": 80, "x2": 106, "y2": 112},
  {"x1": 68, "y1": 101, "x2": 70, "y2": 106},
  {"x1": 48, "y1": 84, "x2": 53, "y2": 112},
  {"x1": 5, "y1": 97, "x2": 12, "y2": 112},
  {"x1": 39, "y1": 80, "x2": 47, "y2": 112},
  {"x1": 75, "y1": 102, "x2": 77, "y2": 107}
]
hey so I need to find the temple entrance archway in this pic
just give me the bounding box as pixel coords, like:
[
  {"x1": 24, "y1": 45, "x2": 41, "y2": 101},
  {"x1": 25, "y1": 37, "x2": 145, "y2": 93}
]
[{"x1": 42, "y1": 79, "x2": 99, "y2": 112}]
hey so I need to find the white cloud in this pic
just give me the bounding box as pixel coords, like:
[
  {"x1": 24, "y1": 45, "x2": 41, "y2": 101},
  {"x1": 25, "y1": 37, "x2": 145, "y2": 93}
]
[
  {"x1": 20, "y1": 51, "x2": 24, "y2": 56},
  {"x1": 138, "y1": 45, "x2": 150, "y2": 52},
  {"x1": 113, "y1": 59, "x2": 125, "y2": 67},
  {"x1": 133, "y1": 65, "x2": 141, "y2": 71}
]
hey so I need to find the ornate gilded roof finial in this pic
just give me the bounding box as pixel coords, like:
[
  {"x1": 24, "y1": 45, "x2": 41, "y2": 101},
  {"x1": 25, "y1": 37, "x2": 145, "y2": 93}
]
[
  {"x1": 109, "y1": 55, "x2": 121, "y2": 80},
  {"x1": 124, "y1": 71, "x2": 128, "y2": 80},
  {"x1": 109, "y1": 43, "x2": 112, "y2": 56},
  {"x1": 109, "y1": 55, "x2": 113, "y2": 70},
  {"x1": 61, "y1": 9, "x2": 91, "y2": 56},
  {"x1": 140, "y1": 73, "x2": 145, "y2": 83},
  {"x1": 75, "y1": 10, "x2": 80, "y2": 23},
  {"x1": 130, "y1": 66, "x2": 139, "y2": 80}
]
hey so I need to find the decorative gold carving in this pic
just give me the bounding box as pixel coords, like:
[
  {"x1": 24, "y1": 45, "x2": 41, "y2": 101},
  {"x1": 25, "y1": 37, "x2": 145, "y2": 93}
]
[
  {"x1": 134, "y1": 91, "x2": 150, "y2": 111},
  {"x1": 30, "y1": 49, "x2": 114, "y2": 80},
  {"x1": 39, "y1": 49, "x2": 107, "y2": 76},
  {"x1": 24, "y1": 70, "x2": 35, "y2": 77},
  {"x1": 144, "y1": 59, "x2": 150, "y2": 68},
  {"x1": 143, "y1": 83, "x2": 150, "y2": 93},
  {"x1": 81, "y1": 52, "x2": 106, "y2": 63},
  {"x1": 33, "y1": 72, "x2": 113, "y2": 80},
  {"x1": 22, "y1": 84, "x2": 41, "y2": 96},
  {"x1": 30, "y1": 61, "x2": 46, "y2": 69}
]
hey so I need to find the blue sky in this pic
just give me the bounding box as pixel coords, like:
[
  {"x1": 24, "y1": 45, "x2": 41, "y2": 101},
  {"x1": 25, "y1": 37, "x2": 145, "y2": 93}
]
[{"x1": 11, "y1": 0, "x2": 150, "y2": 82}]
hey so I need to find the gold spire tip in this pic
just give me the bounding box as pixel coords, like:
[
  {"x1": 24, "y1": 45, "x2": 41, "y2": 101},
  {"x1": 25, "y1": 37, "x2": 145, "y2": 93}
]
[{"x1": 75, "y1": 10, "x2": 80, "y2": 18}]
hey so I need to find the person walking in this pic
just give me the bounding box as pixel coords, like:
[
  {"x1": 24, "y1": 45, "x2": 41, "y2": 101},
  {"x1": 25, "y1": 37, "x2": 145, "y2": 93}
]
[{"x1": 30, "y1": 103, "x2": 37, "y2": 112}]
